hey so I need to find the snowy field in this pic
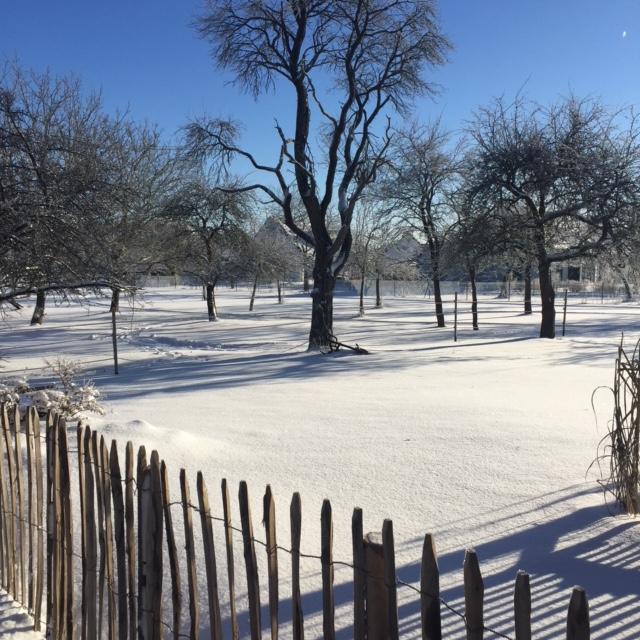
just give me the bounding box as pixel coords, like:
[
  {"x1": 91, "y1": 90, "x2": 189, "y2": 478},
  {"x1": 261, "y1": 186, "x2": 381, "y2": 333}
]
[{"x1": 1, "y1": 285, "x2": 639, "y2": 639}]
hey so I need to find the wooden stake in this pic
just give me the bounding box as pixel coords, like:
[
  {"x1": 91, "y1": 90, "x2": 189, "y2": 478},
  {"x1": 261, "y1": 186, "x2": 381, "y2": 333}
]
[
  {"x1": 180, "y1": 469, "x2": 199, "y2": 639},
  {"x1": 382, "y1": 519, "x2": 399, "y2": 640},
  {"x1": 421, "y1": 534, "x2": 441, "y2": 640},
  {"x1": 110, "y1": 441, "x2": 128, "y2": 640},
  {"x1": 84, "y1": 428, "x2": 98, "y2": 640},
  {"x1": 454, "y1": 292, "x2": 458, "y2": 342},
  {"x1": 197, "y1": 472, "x2": 222, "y2": 640},
  {"x1": 161, "y1": 461, "x2": 181, "y2": 640},
  {"x1": 290, "y1": 492, "x2": 304, "y2": 640},
  {"x1": 239, "y1": 480, "x2": 261, "y2": 640},
  {"x1": 320, "y1": 499, "x2": 335, "y2": 640},
  {"x1": 112, "y1": 308, "x2": 119, "y2": 375},
  {"x1": 221, "y1": 479, "x2": 239, "y2": 640},
  {"x1": 263, "y1": 485, "x2": 278, "y2": 640},
  {"x1": 125, "y1": 442, "x2": 136, "y2": 640},
  {"x1": 567, "y1": 587, "x2": 590, "y2": 640},
  {"x1": 463, "y1": 549, "x2": 484, "y2": 640},
  {"x1": 514, "y1": 570, "x2": 531, "y2": 640},
  {"x1": 352, "y1": 508, "x2": 365, "y2": 640}
]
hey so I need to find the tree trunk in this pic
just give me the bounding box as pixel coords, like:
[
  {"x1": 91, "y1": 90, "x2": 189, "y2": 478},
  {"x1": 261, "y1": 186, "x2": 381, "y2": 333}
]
[
  {"x1": 206, "y1": 283, "x2": 218, "y2": 321},
  {"x1": 308, "y1": 254, "x2": 336, "y2": 350},
  {"x1": 249, "y1": 275, "x2": 258, "y2": 311},
  {"x1": 359, "y1": 271, "x2": 366, "y2": 316},
  {"x1": 109, "y1": 287, "x2": 120, "y2": 313},
  {"x1": 538, "y1": 259, "x2": 555, "y2": 338},
  {"x1": 277, "y1": 279, "x2": 283, "y2": 304},
  {"x1": 469, "y1": 266, "x2": 478, "y2": 331},
  {"x1": 303, "y1": 269, "x2": 310, "y2": 292},
  {"x1": 30, "y1": 289, "x2": 46, "y2": 325},
  {"x1": 375, "y1": 273, "x2": 382, "y2": 308},
  {"x1": 523, "y1": 264, "x2": 532, "y2": 315}
]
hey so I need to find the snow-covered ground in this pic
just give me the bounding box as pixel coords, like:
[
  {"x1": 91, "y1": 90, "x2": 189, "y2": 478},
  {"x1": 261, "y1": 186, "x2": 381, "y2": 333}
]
[{"x1": 1, "y1": 285, "x2": 639, "y2": 639}]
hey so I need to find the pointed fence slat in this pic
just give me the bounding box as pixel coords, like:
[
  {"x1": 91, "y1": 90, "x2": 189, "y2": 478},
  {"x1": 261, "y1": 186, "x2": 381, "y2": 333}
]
[
  {"x1": 77, "y1": 425, "x2": 87, "y2": 639},
  {"x1": 180, "y1": 469, "x2": 199, "y2": 640},
  {"x1": 138, "y1": 451, "x2": 163, "y2": 640},
  {"x1": 135, "y1": 445, "x2": 147, "y2": 637},
  {"x1": 263, "y1": 485, "x2": 278, "y2": 640},
  {"x1": 197, "y1": 472, "x2": 222, "y2": 640},
  {"x1": 93, "y1": 430, "x2": 106, "y2": 639},
  {"x1": 514, "y1": 570, "x2": 531, "y2": 640},
  {"x1": 463, "y1": 549, "x2": 484, "y2": 640},
  {"x1": 221, "y1": 478, "x2": 239, "y2": 640},
  {"x1": 33, "y1": 408, "x2": 44, "y2": 632},
  {"x1": 100, "y1": 436, "x2": 116, "y2": 640},
  {"x1": 0, "y1": 406, "x2": 11, "y2": 594},
  {"x1": 239, "y1": 480, "x2": 261, "y2": 640},
  {"x1": 58, "y1": 422, "x2": 74, "y2": 639},
  {"x1": 12, "y1": 406, "x2": 26, "y2": 606},
  {"x1": 83, "y1": 427, "x2": 98, "y2": 640},
  {"x1": 2, "y1": 404, "x2": 17, "y2": 599},
  {"x1": 320, "y1": 499, "x2": 335, "y2": 640},
  {"x1": 26, "y1": 409, "x2": 37, "y2": 613},
  {"x1": 110, "y1": 440, "x2": 128, "y2": 640},
  {"x1": 567, "y1": 587, "x2": 590, "y2": 640},
  {"x1": 290, "y1": 492, "x2": 304, "y2": 640},
  {"x1": 382, "y1": 519, "x2": 399, "y2": 640},
  {"x1": 352, "y1": 508, "x2": 365, "y2": 640},
  {"x1": 421, "y1": 534, "x2": 441, "y2": 640},
  {"x1": 125, "y1": 441, "x2": 136, "y2": 640},
  {"x1": 161, "y1": 461, "x2": 181, "y2": 640}
]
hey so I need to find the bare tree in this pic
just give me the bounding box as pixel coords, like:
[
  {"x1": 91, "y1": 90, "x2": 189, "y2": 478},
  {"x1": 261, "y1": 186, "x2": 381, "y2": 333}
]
[
  {"x1": 165, "y1": 175, "x2": 250, "y2": 320},
  {"x1": 188, "y1": 0, "x2": 449, "y2": 349},
  {"x1": 468, "y1": 96, "x2": 640, "y2": 338},
  {"x1": 385, "y1": 122, "x2": 459, "y2": 327}
]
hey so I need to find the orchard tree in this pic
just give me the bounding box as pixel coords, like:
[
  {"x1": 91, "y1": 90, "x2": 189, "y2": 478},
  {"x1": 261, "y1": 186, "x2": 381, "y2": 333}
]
[
  {"x1": 469, "y1": 96, "x2": 640, "y2": 338},
  {"x1": 188, "y1": 0, "x2": 449, "y2": 349},
  {"x1": 385, "y1": 122, "x2": 459, "y2": 327},
  {"x1": 0, "y1": 63, "x2": 128, "y2": 321},
  {"x1": 166, "y1": 176, "x2": 249, "y2": 320}
]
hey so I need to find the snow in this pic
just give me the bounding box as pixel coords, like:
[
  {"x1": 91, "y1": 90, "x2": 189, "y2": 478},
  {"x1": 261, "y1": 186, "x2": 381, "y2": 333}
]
[{"x1": 1, "y1": 285, "x2": 639, "y2": 639}]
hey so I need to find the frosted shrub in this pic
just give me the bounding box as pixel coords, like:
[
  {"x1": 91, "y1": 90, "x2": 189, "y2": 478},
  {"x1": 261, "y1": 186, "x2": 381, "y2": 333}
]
[{"x1": 0, "y1": 359, "x2": 105, "y2": 419}]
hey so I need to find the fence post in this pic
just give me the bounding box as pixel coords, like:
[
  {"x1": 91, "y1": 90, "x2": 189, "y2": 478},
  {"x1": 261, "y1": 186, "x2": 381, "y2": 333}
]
[
  {"x1": 197, "y1": 472, "x2": 223, "y2": 640},
  {"x1": 263, "y1": 485, "x2": 279, "y2": 640},
  {"x1": 138, "y1": 452, "x2": 163, "y2": 640},
  {"x1": 364, "y1": 531, "x2": 387, "y2": 640},
  {"x1": 514, "y1": 570, "x2": 531, "y2": 640},
  {"x1": 111, "y1": 307, "x2": 119, "y2": 375},
  {"x1": 221, "y1": 479, "x2": 239, "y2": 640},
  {"x1": 125, "y1": 442, "x2": 136, "y2": 640},
  {"x1": 321, "y1": 499, "x2": 335, "y2": 640},
  {"x1": 421, "y1": 534, "x2": 441, "y2": 640},
  {"x1": 454, "y1": 292, "x2": 458, "y2": 342},
  {"x1": 180, "y1": 468, "x2": 200, "y2": 640},
  {"x1": 110, "y1": 440, "x2": 128, "y2": 640},
  {"x1": 161, "y1": 461, "x2": 181, "y2": 640},
  {"x1": 352, "y1": 508, "x2": 365, "y2": 640},
  {"x1": 290, "y1": 492, "x2": 304, "y2": 640},
  {"x1": 33, "y1": 407, "x2": 45, "y2": 631},
  {"x1": 83, "y1": 427, "x2": 98, "y2": 639},
  {"x1": 382, "y1": 520, "x2": 399, "y2": 640},
  {"x1": 562, "y1": 289, "x2": 568, "y2": 337},
  {"x1": 239, "y1": 480, "x2": 261, "y2": 640},
  {"x1": 463, "y1": 549, "x2": 484, "y2": 640},
  {"x1": 567, "y1": 587, "x2": 590, "y2": 640}
]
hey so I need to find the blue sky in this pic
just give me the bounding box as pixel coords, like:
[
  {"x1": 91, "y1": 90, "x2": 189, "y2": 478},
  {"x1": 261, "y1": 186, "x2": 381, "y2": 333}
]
[{"x1": 2, "y1": 0, "x2": 639, "y2": 162}]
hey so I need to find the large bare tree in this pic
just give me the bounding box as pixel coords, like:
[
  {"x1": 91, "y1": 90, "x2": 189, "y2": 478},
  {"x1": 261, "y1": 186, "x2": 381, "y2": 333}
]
[
  {"x1": 188, "y1": 0, "x2": 449, "y2": 349},
  {"x1": 468, "y1": 96, "x2": 640, "y2": 338}
]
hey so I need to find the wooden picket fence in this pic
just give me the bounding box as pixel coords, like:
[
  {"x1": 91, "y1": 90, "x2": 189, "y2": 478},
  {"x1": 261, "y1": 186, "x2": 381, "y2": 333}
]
[{"x1": 0, "y1": 404, "x2": 593, "y2": 640}]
